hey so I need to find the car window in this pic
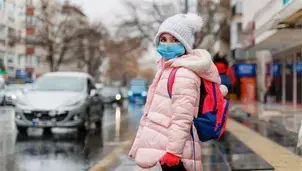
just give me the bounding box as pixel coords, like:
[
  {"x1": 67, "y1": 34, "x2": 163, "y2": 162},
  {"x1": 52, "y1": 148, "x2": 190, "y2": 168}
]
[
  {"x1": 100, "y1": 87, "x2": 120, "y2": 96},
  {"x1": 33, "y1": 76, "x2": 85, "y2": 92}
]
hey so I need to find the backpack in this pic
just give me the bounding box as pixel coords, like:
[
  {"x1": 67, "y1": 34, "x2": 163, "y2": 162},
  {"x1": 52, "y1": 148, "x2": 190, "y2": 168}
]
[{"x1": 167, "y1": 67, "x2": 230, "y2": 142}]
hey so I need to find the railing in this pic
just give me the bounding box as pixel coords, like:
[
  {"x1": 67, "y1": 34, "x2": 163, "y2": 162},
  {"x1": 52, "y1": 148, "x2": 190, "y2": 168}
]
[{"x1": 253, "y1": 0, "x2": 283, "y2": 30}]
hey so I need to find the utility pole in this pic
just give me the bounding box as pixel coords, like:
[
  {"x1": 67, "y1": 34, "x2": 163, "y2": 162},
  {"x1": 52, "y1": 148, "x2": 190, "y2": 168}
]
[{"x1": 185, "y1": 0, "x2": 189, "y2": 13}]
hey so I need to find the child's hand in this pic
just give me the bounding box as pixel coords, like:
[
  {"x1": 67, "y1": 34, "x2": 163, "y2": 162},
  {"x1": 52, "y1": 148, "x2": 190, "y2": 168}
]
[{"x1": 160, "y1": 152, "x2": 180, "y2": 167}]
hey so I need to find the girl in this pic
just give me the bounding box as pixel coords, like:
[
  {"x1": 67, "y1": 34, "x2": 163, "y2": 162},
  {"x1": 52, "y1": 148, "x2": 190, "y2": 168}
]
[{"x1": 129, "y1": 13, "x2": 227, "y2": 171}]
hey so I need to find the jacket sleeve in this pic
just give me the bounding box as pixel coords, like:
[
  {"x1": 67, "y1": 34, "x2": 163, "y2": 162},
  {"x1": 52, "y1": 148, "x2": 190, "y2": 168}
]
[{"x1": 166, "y1": 68, "x2": 200, "y2": 157}]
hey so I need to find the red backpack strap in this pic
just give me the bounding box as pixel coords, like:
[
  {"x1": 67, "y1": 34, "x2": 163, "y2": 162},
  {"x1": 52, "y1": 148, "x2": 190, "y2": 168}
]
[{"x1": 167, "y1": 67, "x2": 180, "y2": 98}]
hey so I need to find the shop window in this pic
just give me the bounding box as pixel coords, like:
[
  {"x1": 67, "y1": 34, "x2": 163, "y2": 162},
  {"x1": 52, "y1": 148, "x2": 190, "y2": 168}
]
[
  {"x1": 26, "y1": 55, "x2": 31, "y2": 65},
  {"x1": 6, "y1": 53, "x2": 15, "y2": 64}
]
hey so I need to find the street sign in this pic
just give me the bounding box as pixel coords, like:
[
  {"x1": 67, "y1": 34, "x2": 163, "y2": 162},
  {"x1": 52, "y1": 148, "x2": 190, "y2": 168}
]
[{"x1": 16, "y1": 69, "x2": 28, "y2": 78}]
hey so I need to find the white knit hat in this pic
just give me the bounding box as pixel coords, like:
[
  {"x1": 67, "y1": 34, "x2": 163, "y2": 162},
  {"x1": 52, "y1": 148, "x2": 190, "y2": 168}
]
[{"x1": 154, "y1": 13, "x2": 204, "y2": 53}]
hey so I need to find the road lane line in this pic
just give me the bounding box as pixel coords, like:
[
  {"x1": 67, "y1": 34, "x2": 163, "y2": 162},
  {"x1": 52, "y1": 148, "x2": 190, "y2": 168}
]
[
  {"x1": 89, "y1": 135, "x2": 135, "y2": 171},
  {"x1": 227, "y1": 119, "x2": 302, "y2": 171}
]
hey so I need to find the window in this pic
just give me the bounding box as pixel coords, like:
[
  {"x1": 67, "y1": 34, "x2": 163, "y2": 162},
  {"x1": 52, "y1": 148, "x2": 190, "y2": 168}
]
[
  {"x1": 237, "y1": 23, "x2": 242, "y2": 43},
  {"x1": 6, "y1": 53, "x2": 15, "y2": 64},
  {"x1": 7, "y1": 3, "x2": 15, "y2": 22},
  {"x1": 36, "y1": 56, "x2": 41, "y2": 66},
  {"x1": 0, "y1": 25, "x2": 6, "y2": 40},
  {"x1": 26, "y1": 55, "x2": 31, "y2": 65},
  {"x1": 0, "y1": 0, "x2": 4, "y2": 10},
  {"x1": 33, "y1": 76, "x2": 85, "y2": 92}
]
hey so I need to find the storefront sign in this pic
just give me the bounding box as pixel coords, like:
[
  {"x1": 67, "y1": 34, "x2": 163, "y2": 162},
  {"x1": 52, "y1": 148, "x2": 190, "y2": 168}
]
[
  {"x1": 290, "y1": 63, "x2": 302, "y2": 74},
  {"x1": 272, "y1": 63, "x2": 282, "y2": 76},
  {"x1": 234, "y1": 63, "x2": 257, "y2": 77},
  {"x1": 16, "y1": 69, "x2": 28, "y2": 78}
]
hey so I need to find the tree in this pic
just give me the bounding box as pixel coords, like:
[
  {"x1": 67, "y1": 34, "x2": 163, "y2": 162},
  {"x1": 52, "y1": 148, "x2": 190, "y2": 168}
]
[
  {"x1": 105, "y1": 38, "x2": 143, "y2": 85},
  {"x1": 116, "y1": 0, "x2": 231, "y2": 56},
  {"x1": 35, "y1": 0, "x2": 89, "y2": 72},
  {"x1": 116, "y1": 0, "x2": 184, "y2": 45},
  {"x1": 75, "y1": 23, "x2": 109, "y2": 78}
]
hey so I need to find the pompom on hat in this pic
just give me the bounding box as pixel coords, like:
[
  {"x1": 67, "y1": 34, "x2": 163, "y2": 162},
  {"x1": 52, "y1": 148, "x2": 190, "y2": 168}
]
[{"x1": 154, "y1": 13, "x2": 204, "y2": 53}]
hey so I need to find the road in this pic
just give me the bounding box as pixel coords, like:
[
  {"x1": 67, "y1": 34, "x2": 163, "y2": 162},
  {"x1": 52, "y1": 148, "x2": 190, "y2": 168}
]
[
  {"x1": 0, "y1": 102, "x2": 301, "y2": 171},
  {"x1": 0, "y1": 102, "x2": 143, "y2": 171}
]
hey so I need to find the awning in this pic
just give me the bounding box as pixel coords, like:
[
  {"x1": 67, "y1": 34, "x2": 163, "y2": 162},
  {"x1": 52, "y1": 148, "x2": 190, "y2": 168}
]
[{"x1": 248, "y1": 28, "x2": 302, "y2": 52}]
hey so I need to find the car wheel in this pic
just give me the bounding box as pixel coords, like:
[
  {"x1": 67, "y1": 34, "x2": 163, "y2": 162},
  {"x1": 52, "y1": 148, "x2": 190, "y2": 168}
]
[
  {"x1": 17, "y1": 126, "x2": 27, "y2": 134},
  {"x1": 78, "y1": 108, "x2": 90, "y2": 134}
]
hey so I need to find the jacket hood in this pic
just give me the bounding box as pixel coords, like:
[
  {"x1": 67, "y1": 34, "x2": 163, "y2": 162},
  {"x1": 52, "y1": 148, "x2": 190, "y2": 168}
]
[{"x1": 165, "y1": 49, "x2": 221, "y2": 84}]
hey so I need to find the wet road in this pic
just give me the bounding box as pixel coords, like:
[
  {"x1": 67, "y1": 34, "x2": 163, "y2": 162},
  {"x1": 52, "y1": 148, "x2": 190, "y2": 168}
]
[
  {"x1": 1, "y1": 103, "x2": 301, "y2": 171},
  {"x1": 0, "y1": 102, "x2": 144, "y2": 171}
]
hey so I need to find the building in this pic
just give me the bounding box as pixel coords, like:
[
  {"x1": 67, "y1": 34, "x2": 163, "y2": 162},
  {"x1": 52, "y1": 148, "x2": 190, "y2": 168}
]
[
  {"x1": 240, "y1": 0, "x2": 302, "y2": 106},
  {"x1": 0, "y1": 0, "x2": 89, "y2": 82}
]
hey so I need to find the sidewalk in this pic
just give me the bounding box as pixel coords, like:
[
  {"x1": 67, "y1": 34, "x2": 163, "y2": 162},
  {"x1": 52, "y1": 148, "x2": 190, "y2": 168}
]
[{"x1": 230, "y1": 102, "x2": 302, "y2": 134}]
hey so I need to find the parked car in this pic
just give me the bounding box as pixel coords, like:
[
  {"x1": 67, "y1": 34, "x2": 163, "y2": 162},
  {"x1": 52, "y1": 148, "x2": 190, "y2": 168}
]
[
  {"x1": 14, "y1": 72, "x2": 104, "y2": 134},
  {"x1": 3, "y1": 84, "x2": 22, "y2": 106},
  {"x1": 99, "y1": 86, "x2": 123, "y2": 105}
]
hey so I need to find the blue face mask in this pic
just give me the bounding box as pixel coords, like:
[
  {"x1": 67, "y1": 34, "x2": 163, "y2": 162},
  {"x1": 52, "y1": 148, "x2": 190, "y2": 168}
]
[{"x1": 157, "y1": 42, "x2": 185, "y2": 60}]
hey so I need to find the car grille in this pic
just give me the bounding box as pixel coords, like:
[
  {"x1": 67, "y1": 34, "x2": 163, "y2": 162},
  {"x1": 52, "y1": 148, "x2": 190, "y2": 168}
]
[{"x1": 24, "y1": 111, "x2": 68, "y2": 122}]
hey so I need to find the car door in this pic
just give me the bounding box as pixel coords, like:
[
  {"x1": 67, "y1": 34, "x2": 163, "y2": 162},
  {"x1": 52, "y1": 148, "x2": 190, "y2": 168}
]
[{"x1": 87, "y1": 78, "x2": 101, "y2": 121}]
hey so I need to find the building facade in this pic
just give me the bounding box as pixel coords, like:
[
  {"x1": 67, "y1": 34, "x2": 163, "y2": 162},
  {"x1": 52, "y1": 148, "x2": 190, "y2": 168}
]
[{"x1": 239, "y1": 0, "x2": 302, "y2": 106}]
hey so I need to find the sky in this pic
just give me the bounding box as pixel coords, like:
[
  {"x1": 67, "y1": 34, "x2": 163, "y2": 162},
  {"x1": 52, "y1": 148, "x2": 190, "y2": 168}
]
[{"x1": 69, "y1": 0, "x2": 125, "y2": 25}]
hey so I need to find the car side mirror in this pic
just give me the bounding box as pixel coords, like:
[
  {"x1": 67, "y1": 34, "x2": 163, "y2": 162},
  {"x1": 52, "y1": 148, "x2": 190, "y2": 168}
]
[{"x1": 90, "y1": 89, "x2": 97, "y2": 97}]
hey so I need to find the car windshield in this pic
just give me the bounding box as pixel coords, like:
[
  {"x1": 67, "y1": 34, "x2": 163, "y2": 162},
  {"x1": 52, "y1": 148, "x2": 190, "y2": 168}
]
[
  {"x1": 33, "y1": 76, "x2": 85, "y2": 92},
  {"x1": 130, "y1": 85, "x2": 146, "y2": 90},
  {"x1": 6, "y1": 84, "x2": 21, "y2": 91},
  {"x1": 101, "y1": 87, "x2": 119, "y2": 96}
]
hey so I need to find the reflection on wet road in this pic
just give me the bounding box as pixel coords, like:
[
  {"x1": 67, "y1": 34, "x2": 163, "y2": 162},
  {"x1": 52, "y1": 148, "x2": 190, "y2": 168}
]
[
  {"x1": 1, "y1": 103, "x2": 300, "y2": 171},
  {"x1": 0, "y1": 103, "x2": 144, "y2": 171}
]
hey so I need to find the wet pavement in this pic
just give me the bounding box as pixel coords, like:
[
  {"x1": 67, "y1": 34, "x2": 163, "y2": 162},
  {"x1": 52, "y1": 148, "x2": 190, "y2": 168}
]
[
  {"x1": 230, "y1": 106, "x2": 302, "y2": 157},
  {"x1": 0, "y1": 102, "x2": 301, "y2": 171},
  {"x1": 0, "y1": 103, "x2": 143, "y2": 171}
]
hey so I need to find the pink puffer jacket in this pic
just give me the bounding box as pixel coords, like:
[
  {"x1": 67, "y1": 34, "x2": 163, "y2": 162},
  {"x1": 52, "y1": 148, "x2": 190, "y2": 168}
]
[{"x1": 129, "y1": 49, "x2": 222, "y2": 171}]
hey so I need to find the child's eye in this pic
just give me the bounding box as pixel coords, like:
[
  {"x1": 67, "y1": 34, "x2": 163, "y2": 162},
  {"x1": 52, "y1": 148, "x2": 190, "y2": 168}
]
[
  {"x1": 172, "y1": 38, "x2": 179, "y2": 42},
  {"x1": 160, "y1": 37, "x2": 167, "y2": 42}
]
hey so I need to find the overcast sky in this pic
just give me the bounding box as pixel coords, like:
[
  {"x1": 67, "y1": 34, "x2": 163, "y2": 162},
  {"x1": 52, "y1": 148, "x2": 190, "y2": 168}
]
[{"x1": 69, "y1": 0, "x2": 125, "y2": 25}]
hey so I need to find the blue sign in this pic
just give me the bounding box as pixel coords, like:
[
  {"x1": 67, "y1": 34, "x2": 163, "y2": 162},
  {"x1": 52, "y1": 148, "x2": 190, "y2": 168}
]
[
  {"x1": 16, "y1": 69, "x2": 28, "y2": 78},
  {"x1": 272, "y1": 63, "x2": 282, "y2": 76},
  {"x1": 234, "y1": 63, "x2": 257, "y2": 77},
  {"x1": 290, "y1": 63, "x2": 302, "y2": 74}
]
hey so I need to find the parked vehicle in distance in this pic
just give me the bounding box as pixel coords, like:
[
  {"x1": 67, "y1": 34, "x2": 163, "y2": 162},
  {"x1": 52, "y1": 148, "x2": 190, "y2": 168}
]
[
  {"x1": 3, "y1": 84, "x2": 22, "y2": 106},
  {"x1": 99, "y1": 86, "x2": 123, "y2": 105},
  {"x1": 128, "y1": 79, "x2": 148, "y2": 104},
  {"x1": 14, "y1": 72, "x2": 104, "y2": 134}
]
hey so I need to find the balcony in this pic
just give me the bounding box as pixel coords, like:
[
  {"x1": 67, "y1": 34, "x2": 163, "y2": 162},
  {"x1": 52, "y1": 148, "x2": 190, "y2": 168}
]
[
  {"x1": 253, "y1": 0, "x2": 302, "y2": 36},
  {"x1": 232, "y1": 2, "x2": 242, "y2": 17}
]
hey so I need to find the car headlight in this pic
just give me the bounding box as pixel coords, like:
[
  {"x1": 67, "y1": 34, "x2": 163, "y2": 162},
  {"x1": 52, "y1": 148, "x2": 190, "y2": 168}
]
[
  {"x1": 10, "y1": 94, "x2": 17, "y2": 99},
  {"x1": 141, "y1": 91, "x2": 147, "y2": 96},
  {"x1": 116, "y1": 94, "x2": 121, "y2": 100},
  {"x1": 128, "y1": 91, "x2": 133, "y2": 96}
]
